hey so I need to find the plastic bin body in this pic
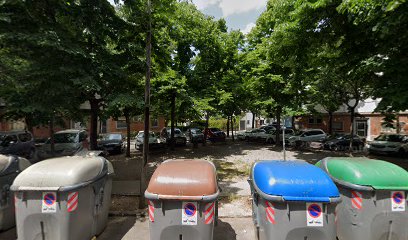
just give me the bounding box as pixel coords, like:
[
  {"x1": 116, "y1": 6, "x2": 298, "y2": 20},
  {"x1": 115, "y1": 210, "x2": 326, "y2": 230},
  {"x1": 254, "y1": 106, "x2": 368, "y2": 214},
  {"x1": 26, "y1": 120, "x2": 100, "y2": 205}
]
[
  {"x1": 145, "y1": 159, "x2": 219, "y2": 240},
  {"x1": 11, "y1": 156, "x2": 114, "y2": 240},
  {"x1": 318, "y1": 157, "x2": 408, "y2": 240},
  {"x1": 149, "y1": 200, "x2": 216, "y2": 240},
  {"x1": 249, "y1": 160, "x2": 340, "y2": 240},
  {"x1": 0, "y1": 155, "x2": 30, "y2": 231}
]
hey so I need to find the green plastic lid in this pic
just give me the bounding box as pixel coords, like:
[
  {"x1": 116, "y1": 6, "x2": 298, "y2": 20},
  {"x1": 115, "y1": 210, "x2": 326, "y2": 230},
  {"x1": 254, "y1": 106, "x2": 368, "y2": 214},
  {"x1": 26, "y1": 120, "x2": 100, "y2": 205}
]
[{"x1": 318, "y1": 157, "x2": 408, "y2": 190}]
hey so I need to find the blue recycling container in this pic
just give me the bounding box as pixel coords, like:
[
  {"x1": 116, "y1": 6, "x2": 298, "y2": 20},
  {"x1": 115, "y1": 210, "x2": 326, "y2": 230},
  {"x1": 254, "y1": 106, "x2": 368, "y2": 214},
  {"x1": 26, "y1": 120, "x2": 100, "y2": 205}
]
[{"x1": 248, "y1": 160, "x2": 341, "y2": 240}]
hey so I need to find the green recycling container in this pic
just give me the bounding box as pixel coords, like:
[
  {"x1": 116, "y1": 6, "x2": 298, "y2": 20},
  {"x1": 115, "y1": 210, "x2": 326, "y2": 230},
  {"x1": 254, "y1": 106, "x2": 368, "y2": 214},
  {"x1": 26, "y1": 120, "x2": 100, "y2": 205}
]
[{"x1": 317, "y1": 157, "x2": 408, "y2": 240}]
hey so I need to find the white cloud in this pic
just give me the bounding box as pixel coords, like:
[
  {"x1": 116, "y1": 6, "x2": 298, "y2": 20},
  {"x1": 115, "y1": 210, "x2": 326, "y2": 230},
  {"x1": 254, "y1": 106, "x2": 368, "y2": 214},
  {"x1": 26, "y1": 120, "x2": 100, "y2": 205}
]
[
  {"x1": 241, "y1": 22, "x2": 255, "y2": 34},
  {"x1": 193, "y1": 0, "x2": 267, "y2": 17},
  {"x1": 192, "y1": 0, "x2": 220, "y2": 10},
  {"x1": 219, "y1": 0, "x2": 267, "y2": 17}
]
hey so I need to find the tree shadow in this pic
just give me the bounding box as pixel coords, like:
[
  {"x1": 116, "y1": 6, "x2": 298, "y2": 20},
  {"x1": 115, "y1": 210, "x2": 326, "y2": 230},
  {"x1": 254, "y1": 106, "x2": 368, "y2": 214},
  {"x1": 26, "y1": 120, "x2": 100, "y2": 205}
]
[
  {"x1": 214, "y1": 219, "x2": 238, "y2": 240},
  {"x1": 97, "y1": 216, "x2": 144, "y2": 240}
]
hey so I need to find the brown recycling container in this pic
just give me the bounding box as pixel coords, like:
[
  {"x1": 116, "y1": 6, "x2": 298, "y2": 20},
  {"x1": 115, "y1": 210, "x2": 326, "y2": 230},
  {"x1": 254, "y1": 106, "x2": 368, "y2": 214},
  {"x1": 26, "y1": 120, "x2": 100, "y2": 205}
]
[{"x1": 145, "y1": 159, "x2": 219, "y2": 240}]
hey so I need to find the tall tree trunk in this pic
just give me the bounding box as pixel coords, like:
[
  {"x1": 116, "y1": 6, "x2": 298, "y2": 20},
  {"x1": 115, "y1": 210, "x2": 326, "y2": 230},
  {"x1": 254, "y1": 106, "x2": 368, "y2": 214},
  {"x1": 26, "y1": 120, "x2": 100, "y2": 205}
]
[
  {"x1": 49, "y1": 114, "x2": 55, "y2": 157},
  {"x1": 252, "y1": 112, "x2": 256, "y2": 129},
  {"x1": 89, "y1": 99, "x2": 99, "y2": 150},
  {"x1": 140, "y1": 0, "x2": 152, "y2": 210},
  {"x1": 349, "y1": 107, "x2": 356, "y2": 155},
  {"x1": 25, "y1": 115, "x2": 34, "y2": 133},
  {"x1": 291, "y1": 116, "x2": 295, "y2": 130},
  {"x1": 226, "y1": 116, "x2": 230, "y2": 137},
  {"x1": 170, "y1": 91, "x2": 176, "y2": 151},
  {"x1": 396, "y1": 113, "x2": 400, "y2": 134},
  {"x1": 125, "y1": 110, "x2": 131, "y2": 158},
  {"x1": 203, "y1": 112, "x2": 209, "y2": 146},
  {"x1": 275, "y1": 106, "x2": 282, "y2": 146},
  {"x1": 231, "y1": 115, "x2": 235, "y2": 141},
  {"x1": 328, "y1": 111, "x2": 334, "y2": 136}
]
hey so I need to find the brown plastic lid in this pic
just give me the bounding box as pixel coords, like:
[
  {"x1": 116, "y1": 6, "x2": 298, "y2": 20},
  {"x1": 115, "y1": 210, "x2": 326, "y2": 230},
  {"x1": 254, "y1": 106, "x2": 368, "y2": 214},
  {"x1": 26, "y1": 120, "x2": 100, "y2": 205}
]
[{"x1": 146, "y1": 159, "x2": 218, "y2": 199}]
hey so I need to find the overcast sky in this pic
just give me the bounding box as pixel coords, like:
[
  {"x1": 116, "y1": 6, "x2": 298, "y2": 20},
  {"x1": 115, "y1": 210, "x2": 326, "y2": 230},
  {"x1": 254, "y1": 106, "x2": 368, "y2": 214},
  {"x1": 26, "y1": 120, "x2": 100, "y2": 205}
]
[{"x1": 192, "y1": 0, "x2": 267, "y2": 34}]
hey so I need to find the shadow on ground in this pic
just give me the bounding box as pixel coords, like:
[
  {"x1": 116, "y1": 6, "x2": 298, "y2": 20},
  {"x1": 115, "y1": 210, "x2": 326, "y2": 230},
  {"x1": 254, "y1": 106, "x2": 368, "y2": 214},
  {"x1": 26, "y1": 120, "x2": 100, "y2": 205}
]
[
  {"x1": 214, "y1": 219, "x2": 237, "y2": 240},
  {"x1": 97, "y1": 216, "x2": 145, "y2": 240}
]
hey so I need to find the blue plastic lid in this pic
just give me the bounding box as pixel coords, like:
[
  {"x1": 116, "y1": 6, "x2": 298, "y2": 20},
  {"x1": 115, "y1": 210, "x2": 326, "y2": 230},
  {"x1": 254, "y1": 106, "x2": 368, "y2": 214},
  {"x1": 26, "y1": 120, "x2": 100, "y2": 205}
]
[{"x1": 252, "y1": 160, "x2": 340, "y2": 202}]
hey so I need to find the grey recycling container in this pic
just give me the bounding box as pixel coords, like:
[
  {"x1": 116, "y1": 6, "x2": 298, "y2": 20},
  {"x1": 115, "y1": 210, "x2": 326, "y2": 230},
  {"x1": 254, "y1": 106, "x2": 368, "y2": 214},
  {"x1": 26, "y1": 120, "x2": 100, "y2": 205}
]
[
  {"x1": 0, "y1": 154, "x2": 30, "y2": 231},
  {"x1": 318, "y1": 157, "x2": 408, "y2": 240},
  {"x1": 11, "y1": 155, "x2": 114, "y2": 240},
  {"x1": 248, "y1": 160, "x2": 341, "y2": 240},
  {"x1": 145, "y1": 159, "x2": 219, "y2": 240}
]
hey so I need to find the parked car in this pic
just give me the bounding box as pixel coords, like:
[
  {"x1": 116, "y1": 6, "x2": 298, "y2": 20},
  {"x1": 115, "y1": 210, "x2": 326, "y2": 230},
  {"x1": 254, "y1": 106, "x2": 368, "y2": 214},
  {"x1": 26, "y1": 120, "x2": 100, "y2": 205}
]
[
  {"x1": 247, "y1": 129, "x2": 269, "y2": 142},
  {"x1": 160, "y1": 127, "x2": 187, "y2": 146},
  {"x1": 97, "y1": 133, "x2": 124, "y2": 154},
  {"x1": 186, "y1": 128, "x2": 204, "y2": 143},
  {"x1": 287, "y1": 129, "x2": 327, "y2": 146},
  {"x1": 237, "y1": 130, "x2": 251, "y2": 140},
  {"x1": 204, "y1": 128, "x2": 226, "y2": 142},
  {"x1": 135, "y1": 131, "x2": 165, "y2": 151},
  {"x1": 265, "y1": 129, "x2": 295, "y2": 144},
  {"x1": 323, "y1": 134, "x2": 365, "y2": 151},
  {"x1": 367, "y1": 134, "x2": 408, "y2": 157},
  {"x1": 259, "y1": 125, "x2": 277, "y2": 132},
  {"x1": 37, "y1": 129, "x2": 88, "y2": 159},
  {"x1": 0, "y1": 131, "x2": 36, "y2": 159}
]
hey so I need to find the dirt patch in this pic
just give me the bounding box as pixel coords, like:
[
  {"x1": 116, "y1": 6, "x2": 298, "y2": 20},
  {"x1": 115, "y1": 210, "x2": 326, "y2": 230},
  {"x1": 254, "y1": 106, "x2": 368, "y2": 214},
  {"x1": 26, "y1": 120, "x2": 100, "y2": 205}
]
[
  {"x1": 110, "y1": 195, "x2": 140, "y2": 213},
  {"x1": 218, "y1": 195, "x2": 252, "y2": 217}
]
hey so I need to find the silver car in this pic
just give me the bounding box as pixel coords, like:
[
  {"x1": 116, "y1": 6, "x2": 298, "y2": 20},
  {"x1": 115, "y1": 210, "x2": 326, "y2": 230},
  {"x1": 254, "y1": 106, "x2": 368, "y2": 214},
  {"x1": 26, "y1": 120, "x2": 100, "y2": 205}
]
[
  {"x1": 38, "y1": 129, "x2": 88, "y2": 159},
  {"x1": 367, "y1": 134, "x2": 408, "y2": 157},
  {"x1": 288, "y1": 129, "x2": 327, "y2": 146}
]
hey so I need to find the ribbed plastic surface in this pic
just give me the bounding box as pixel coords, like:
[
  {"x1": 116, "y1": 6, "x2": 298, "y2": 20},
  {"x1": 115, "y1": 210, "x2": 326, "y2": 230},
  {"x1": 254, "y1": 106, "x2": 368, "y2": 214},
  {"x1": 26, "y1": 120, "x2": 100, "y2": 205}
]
[
  {"x1": 253, "y1": 160, "x2": 339, "y2": 202},
  {"x1": 321, "y1": 157, "x2": 408, "y2": 190}
]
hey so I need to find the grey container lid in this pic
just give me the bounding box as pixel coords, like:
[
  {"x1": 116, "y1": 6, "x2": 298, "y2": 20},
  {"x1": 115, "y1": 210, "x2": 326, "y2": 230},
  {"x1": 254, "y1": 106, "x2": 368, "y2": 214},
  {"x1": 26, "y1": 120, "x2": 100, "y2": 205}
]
[
  {"x1": 11, "y1": 156, "x2": 113, "y2": 192},
  {"x1": 0, "y1": 154, "x2": 31, "y2": 176}
]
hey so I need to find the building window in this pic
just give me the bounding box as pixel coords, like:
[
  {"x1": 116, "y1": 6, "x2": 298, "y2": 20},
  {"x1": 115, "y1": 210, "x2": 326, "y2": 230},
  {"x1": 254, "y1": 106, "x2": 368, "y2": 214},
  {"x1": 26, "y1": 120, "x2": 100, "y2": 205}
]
[
  {"x1": 260, "y1": 120, "x2": 265, "y2": 125},
  {"x1": 333, "y1": 122, "x2": 343, "y2": 131},
  {"x1": 308, "y1": 117, "x2": 323, "y2": 125},
  {"x1": 133, "y1": 115, "x2": 143, "y2": 122},
  {"x1": 116, "y1": 118, "x2": 127, "y2": 129},
  {"x1": 247, "y1": 120, "x2": 250, "y2": 125}
]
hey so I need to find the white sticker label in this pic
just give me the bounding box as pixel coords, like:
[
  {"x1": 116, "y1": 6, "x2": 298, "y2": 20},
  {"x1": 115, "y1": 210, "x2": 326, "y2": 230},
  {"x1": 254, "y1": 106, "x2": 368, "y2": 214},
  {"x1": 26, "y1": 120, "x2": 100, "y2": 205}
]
[
  {"x1": 42, "y1": 192, "x2": 57, "y2": 213},
  {"x1": 306, "y1": 203, "x2": 323, "y2": 227},
  {"x1": 391, "y1": 191, "x2": 405, "y2": 212},
  {"x1": 182, "y1": 202, "x2": 198, "y2": 225}
]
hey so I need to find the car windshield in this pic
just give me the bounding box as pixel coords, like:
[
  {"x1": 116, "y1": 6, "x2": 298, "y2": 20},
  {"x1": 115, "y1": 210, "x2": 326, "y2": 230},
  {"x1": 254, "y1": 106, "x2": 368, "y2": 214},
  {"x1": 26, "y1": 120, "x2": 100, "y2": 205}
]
[
  {"x1": 295, "y1": 131, "x2": 305, "y2": 136},
  {"x1": 52, "y1": 133, "x2": 78, "y2": 143},
  {"x1": 103, "y1": 134, "x2": 122, "y2": 140},
  {"x1": 138, "y1": 132, "x2": 155, "y2": 138},
  {"x1": 191, "y1": 129, "x2": 202, "y2": 134},
  {"x1": 375, "y1": 134, "x2": 402, "y2": 142}
]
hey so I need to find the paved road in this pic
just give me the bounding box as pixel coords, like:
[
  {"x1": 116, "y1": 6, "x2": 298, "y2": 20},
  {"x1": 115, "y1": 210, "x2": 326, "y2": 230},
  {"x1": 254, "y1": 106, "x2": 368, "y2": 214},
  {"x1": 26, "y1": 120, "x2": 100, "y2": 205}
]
[{"x1": 98, "y1": 216, "x2": 254, "y2": 240}]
